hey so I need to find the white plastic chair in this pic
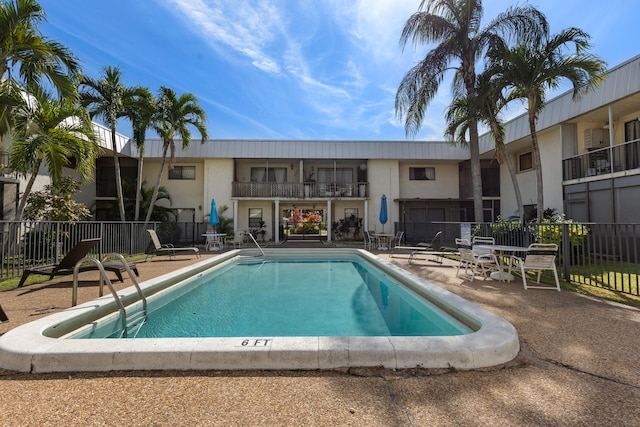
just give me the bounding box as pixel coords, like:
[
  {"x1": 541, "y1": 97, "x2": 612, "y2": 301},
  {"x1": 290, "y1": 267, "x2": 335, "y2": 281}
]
[
  {"x1": 510, "y1": 243, "x2": 561, "y2": 291},
  {"x1": 455, "y1": 238, "x2": 500, "y2": 282},
  {"x1": 225, "y1": 234, "x2": 243, "y2": 249}
]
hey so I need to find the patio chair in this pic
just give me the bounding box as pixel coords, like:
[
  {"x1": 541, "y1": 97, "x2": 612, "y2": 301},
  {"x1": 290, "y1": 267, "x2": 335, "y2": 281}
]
[
  {"x1": 423, "y1": 231, "x2": 442, "y2": 250},
  {"x1": 391, "y1": 231, "x2": 404, "y2": 248},
  {"x1": 509, "y1": 243, "x2": 561, "y2": 291},
  {"x1": 455, "y1": 238, "x2": 500, "y2": 282},
  {"x1": 472, "y1": 236, "x2": 495, "y2": 254},
  {"x1": 17, "y1": 238, "x2": 139, "y2": 287},
  {"x1": 224, "y1": 234, "x2": 243, "y2": 249},
  {"x1": 364, "y1": 230, "x2": 378, "y2": 250},
  {"x1": 146, "y1": 229, "x2": 200, "y2": 260}
]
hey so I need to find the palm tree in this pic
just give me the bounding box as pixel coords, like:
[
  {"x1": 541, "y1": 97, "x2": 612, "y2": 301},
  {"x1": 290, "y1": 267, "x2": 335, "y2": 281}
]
[
  {"x1": 0, "y1": 0, "x2": 80, "y2": 137},
  {"x1": 445, "y1": 71, "x2": 525, "y2": 220},
  {"x1": 123, "y1": 86, "x2": 155, "y2": 221},
  {"x1": 493, "y1": 28, "x2": 607, "y2": 221},
  {"x1": 100, "y1": 179, "x2": 175, "y2": 222},
  {"x1": 145, "y1": 86, "x2": 208, "y2": 226},
  {"x1": 78, "y1": 66, "x2": 141, "y2": 221},
  {"x1": 395, "y1": 0, "x2": 547, "y2": 223},
  {"x1": 8, "y1": 84, "x2": 99, "y2": 220}
]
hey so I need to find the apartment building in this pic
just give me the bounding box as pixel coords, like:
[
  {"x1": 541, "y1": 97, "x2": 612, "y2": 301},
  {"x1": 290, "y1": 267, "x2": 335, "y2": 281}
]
[{"x1": 4, "y1": 55, "x2": 640, "y2": 244}]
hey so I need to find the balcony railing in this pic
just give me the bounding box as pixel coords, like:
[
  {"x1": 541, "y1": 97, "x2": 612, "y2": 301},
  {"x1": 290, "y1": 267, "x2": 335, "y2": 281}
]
[
  {"x1": 232, "y1": 182, "x2": 369, "y2": 198},
  {"x1": 563, "y1": 139, "x2": 640, "y2": 180}
]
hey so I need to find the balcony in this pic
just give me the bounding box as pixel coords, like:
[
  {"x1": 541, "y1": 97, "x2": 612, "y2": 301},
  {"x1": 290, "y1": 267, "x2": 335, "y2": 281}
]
[
  {"x1": 563, "y1": 139, "x2": 640, "y2": 181},
  {"x1": 232, "y1": 182, "x2": 369, "y2": 199}
]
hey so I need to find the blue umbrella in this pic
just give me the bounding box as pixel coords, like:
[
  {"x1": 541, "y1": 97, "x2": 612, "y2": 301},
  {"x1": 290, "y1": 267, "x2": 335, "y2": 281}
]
[
  {"x1": 379, "y1": 194, "x2": 388, "y2": 233},
  {"x1": 209, "y1": 198, "x2": 220, "y2": 231}
]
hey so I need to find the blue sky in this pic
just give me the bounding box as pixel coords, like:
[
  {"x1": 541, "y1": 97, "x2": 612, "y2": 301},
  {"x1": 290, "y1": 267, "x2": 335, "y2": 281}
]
[{"x1": 38, "y1": 0, "x2": 639, "y2": 141}]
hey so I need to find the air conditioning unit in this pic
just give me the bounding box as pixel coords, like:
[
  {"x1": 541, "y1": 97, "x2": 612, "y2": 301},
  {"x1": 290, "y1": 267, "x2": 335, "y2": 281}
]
[{"x1": 584, "y1": 128, "x2": 609, "y2": 149}]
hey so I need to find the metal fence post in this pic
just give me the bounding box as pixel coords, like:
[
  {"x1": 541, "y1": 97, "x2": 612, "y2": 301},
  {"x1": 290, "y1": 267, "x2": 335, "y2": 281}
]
[{"x1": 562, "y1": 223, "x2": 571, "y2": 280}]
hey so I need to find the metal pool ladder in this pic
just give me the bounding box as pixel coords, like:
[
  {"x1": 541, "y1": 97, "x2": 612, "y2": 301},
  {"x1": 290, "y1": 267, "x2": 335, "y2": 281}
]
[
  {"x1": 72, "y1": 253, "x2": 147, "y2": 338},
  {"x1": 246, "y1": 232, "x2": 265, "y2": 256}
]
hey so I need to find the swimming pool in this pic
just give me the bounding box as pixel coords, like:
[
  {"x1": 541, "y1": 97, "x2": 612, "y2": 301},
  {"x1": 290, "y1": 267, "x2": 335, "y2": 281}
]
[
  {"x1": 70, "y1": 255, "x2": 472, "y2": 339},
  {"x1": 0, "y1": 248, "x2": 519, "y2": 372}
]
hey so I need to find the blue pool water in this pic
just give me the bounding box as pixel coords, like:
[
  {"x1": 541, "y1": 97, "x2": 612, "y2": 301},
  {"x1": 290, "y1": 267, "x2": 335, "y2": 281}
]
[{"x1": 76, "y1": 256, "x2": 473, "y2": 339}]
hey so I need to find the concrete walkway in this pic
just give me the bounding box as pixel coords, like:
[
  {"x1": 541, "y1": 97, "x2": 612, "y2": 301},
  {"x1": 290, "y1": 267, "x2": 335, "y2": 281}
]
[{"x1": 0, "y1": 250, "x2": 638, "y2": 426}]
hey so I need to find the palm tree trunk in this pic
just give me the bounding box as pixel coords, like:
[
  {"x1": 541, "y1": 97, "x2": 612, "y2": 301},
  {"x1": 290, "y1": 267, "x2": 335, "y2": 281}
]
[
  {"x1": 528, "y1": 110, "x2": 544, "y2": 222},
  {"x1": 468, "y1": 121, "x2": 485, "y2": 223},
  {"x1": 134, "y1": 153, "x2": 144, "y2": 221},
  {"x1": 491, "y1": 122, "x2": 525, "y2": 221},
  {"x1": 111, "y1": 125, "x2": 126, "y2": 221},
  {"x1": 144, "y1": 144, "x2": 169, "y2": 227},
  {"x1": 15, "y1": 159, "x2": 42, "y2": 220}
]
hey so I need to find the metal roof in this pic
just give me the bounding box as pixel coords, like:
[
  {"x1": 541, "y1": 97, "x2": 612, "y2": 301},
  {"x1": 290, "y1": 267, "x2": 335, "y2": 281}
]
[
  {"x1": 92, "y1": 122, "x2": 131, "y2": 154},
  {"x1": 132, "y1": 139, "x2": 470, "y2": 161},
  {"x1": 480, "y1": 54, "x2": 640, "y2": 149}
]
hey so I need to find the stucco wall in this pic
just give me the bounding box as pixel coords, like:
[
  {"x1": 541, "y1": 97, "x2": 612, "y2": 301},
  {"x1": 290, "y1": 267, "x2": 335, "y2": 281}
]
[
  {"x1": 502, "y1": 127, "x2": 565, "y2": 218},
  {"x1": 367, "y1": 160, "x2": 399, "y2": 233},
  {"x1": 398, "y1": 163, "x2": 459, "y2": 199},
  {"x1": 142, "y1": 160, "x2": 206, "y2": 222}
]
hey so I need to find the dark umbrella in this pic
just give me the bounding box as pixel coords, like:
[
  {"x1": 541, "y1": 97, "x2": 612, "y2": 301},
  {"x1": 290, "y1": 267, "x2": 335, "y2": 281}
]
[
  {"x1": 209, "y1": 198, "x2": 220, "y2": 231},
  {"x1": 379, "y1": 194, "x2": 388, "y2": 233}
]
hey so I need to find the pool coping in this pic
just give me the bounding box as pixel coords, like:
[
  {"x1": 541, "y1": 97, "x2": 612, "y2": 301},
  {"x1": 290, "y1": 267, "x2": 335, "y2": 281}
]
[{"x1": 0, "y1": 249, "x2": 519, "y2": 373}]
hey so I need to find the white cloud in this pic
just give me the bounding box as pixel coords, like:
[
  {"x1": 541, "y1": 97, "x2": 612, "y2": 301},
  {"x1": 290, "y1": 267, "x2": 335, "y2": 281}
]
[
  {"x1": 329, "y1": 0, "x2": 421, "y2": 64},
  {"x1": 162, "y1": 0, "x2": 283, "y2": 74}
]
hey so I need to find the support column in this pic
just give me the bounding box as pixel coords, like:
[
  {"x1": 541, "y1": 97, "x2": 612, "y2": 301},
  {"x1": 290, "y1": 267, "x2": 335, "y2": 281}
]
[
  {"x1": 364, "y1": 199, "x2": 369, "y2": 231},
  {"x1": 233, "y1": 200, "x2": 239, "y2": 233},
  {"x1": 326, "y1": 200, "x2": 332, "y2": 242},
  {"x1": 274, "y1": 200, "x2": 280, "y2": 244}
]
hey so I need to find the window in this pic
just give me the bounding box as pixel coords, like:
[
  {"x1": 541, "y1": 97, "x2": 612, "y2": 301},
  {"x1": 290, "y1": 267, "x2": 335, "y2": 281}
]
[
  {"x1": 248, "y1": 208, "x2": 263, "y2": 228},
  {"x1": 625, "y1": 119, "x2": 640, "y2": 142},
  {"x1": 250, "y1": 167, "x2": 287, "y2": 182},
  {"x1": 518, "y1": 152, "x2": 533, "y2": 172},
  {"x1": 317, "y1": 168, "x2": 353, "y2": 184},
  {"x1": 409, "y1": 167, "x2": 435, "y2": 180},
  {"x1": 168, "y1": 166, "x2": 196, "y2": 180}
]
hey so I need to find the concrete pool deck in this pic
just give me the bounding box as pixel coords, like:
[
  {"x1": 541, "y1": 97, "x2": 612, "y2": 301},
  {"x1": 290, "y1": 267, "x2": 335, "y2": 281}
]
[{"x1": 0, "y1": 249, "x2": 639, "y2": 425}]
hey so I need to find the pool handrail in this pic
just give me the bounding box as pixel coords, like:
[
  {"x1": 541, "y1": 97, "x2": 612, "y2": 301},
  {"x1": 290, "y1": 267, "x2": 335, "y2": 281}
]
[
  {"x1": 73, "y1": 256, "x2": 148, "y2": 337},
  {"x1": 246, "y1": 232, "x2": 265, "y2": 256}
]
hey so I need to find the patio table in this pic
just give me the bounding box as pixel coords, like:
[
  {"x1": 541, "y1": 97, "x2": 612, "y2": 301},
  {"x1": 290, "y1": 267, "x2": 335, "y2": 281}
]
[
  {"x1": 203, "y1": 233, "x2": 226, "y2": 251},
  {"x1": 474, "y1": 244, "x2": 529, "y2": 281},
  {"x1": 374, "y1": 233, "x2": 395, "y2": 251}
]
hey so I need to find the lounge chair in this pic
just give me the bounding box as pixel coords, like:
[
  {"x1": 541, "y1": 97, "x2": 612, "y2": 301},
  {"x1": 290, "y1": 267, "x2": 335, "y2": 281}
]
[
  {"x1": 390, "y1": 231, "x2": 441, "y2": 256},
  {"x1": 17, "y1": 238, "x2": 139, "y2": 287},
  {"x1": 146, "y1": 229, "x2": 200, "y2": 260}
]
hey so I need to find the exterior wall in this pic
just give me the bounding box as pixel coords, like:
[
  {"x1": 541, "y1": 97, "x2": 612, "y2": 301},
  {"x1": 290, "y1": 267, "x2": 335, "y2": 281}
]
[
  {"x1": 367, "y1": 160, "x2": 399, "y2": 233},
  {"x1": 503, "y1": 127, "x2": 565, "y2": 218},
  {"x1": 235, "y1": 200, "x2": 273, "y2": 240},
  {"x1": 203, "y1": 158, "x2": 234, "y2": 223},
  {"x1": 142, "y1": 159, "x2": 206, "y2": 222},
  {"x1": 398, "y1": 163, "x2": 459, "y2": 199}
]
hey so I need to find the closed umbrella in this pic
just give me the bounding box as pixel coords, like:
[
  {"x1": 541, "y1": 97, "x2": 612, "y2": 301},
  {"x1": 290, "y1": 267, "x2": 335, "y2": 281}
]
[
  {"x1": 379, "y1": 194, "x2": 388, "y2": 233},
  {"x1": 209, "y1": 198, "x2": 220, "y2": 231}
]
